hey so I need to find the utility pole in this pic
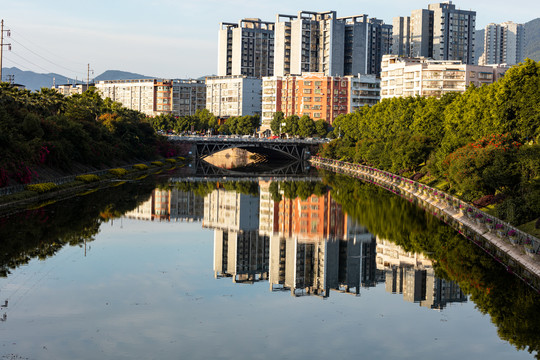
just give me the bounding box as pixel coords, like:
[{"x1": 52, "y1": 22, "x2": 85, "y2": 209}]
[
  {"x1": 86, "y1": 63, "x2": 94, "y2": 91},
  {"x1": 0, "y1": 19, "x2": 12, "y2": 83}
]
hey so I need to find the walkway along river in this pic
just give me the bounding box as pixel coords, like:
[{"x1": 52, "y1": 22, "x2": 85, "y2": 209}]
[{"x1": 310, "y1": 156, "x2": 540, "y2": 291}]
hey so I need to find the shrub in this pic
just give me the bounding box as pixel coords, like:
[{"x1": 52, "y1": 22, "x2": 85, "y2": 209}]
[
  {"x1": 108, "y1": 168, "x2": 128, "y2": 177},
  {"x1": 151, "y1": 161, "x2": 164, "y2": 167},
  {"x1": 133, "y1": 164, "x2": 149, "y2": 171},
  {"x1": 26, "y1": 182, "x2": 57, "y2": 193},
  {"x1": 75, "y1": 174, "x2": 100, "y2": 183}
]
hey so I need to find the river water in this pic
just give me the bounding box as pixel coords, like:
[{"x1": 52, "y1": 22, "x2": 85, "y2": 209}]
[{"x1": 0, "y1": 167, "x2": 538, "y2": 359}]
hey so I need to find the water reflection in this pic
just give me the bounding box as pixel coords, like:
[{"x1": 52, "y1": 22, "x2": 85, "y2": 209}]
[
  {"x1": 1, "y1": 175, "x2": 539, "y2": 358},
  {"x1": 192, "y1": 180, "x2": 466, "y2": 307}
]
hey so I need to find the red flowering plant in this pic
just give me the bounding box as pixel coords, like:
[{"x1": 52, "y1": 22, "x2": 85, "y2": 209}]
[{"x1": 442, "y1": 134, "x2": 522, "y2": 199}]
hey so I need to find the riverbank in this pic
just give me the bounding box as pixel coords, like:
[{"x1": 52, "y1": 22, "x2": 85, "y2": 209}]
[
  {"x1": 311, "y1": 156, "x2": 540, "y2": 291},
  {"x1": 0, "y1": 158, "x2": 184, "y2": 217}
]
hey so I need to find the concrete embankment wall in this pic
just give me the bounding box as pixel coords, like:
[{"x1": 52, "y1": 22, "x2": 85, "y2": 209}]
[{"x1": 311, "y1": 156, "x2": 540, "y2": 291}]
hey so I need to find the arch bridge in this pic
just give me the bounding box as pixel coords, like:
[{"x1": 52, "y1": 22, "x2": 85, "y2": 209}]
[{"x1": 169, "y1": 136, "x2": 327, "y2": 161}]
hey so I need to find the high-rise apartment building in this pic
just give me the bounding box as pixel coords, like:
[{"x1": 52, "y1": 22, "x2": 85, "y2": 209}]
[
  {"x1": 217, "y1": 18, "x2": 275, "y2": 77},
  {"x1": 95, "y1": 79, "x2": 206, "y2": 117},
  {"x1": 380, "y1": 54, "x2": 508, "y2": 99},
  {"x1": 481, "y1": 22, "x2": 524, "y2": 65},
  {"x1": 261, "y1": 72, "x2": 380, "y2": 130},
  {"x1": 392, "y1": 2, "x2": 476, "y2": 64},
  {"x1": 273, "y1": 11, "x2": 341, "y2": 76},
  {"x1": 205, "y1": 75, "x2": 262, "y2": 118},
  {"x1": 392, "y1": 17, "x2": 411, "y2": 56},
  {"x1": 221, "y1": 11, "x2": 392, "y2": 78}
]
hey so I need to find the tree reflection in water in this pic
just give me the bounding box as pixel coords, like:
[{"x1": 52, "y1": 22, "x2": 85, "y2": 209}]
[{"x1": 0, "y1": 174, "x2": 539, "y2": 357}]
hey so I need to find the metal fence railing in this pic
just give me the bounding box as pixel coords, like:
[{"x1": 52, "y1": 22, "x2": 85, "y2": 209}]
[{"x1": 311, "y1": 156, "x2": 540, "y2": 258}]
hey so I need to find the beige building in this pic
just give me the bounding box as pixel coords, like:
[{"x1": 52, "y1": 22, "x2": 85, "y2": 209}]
[
  {"x1": 380, "y1": 54, "x2": 508, "y2": 99},
  {"x1": 205, "y1": 75, "x2": 262, "y2": 118},
  {"x1": 52, "y1": 83, "x2": 91, "y2": 96},
  {"x1": 95, "y1": 78, "x2": 206, "y2": 117}
]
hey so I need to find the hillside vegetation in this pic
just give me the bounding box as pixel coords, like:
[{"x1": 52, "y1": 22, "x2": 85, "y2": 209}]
[
  {"x1": 320, "y1": 59, "x2": 540, "y2": 228},
  {"x1": 0, "y1": 85, "x2": 173, "y2": 187}
]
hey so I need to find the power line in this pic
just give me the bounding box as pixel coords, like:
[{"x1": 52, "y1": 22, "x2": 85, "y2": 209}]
[
  {"x1": 5, "y1": 50, "x2": 57, "y2": 74},
  {"x1": 8, "y1": 29, "x2": 87, "y2": 71},
  {"x1": 9, "y1": 35, "x2": 86, "y2": 77},
  {"x1": 2, "y1": 56, "x2": 32, "y2": 72}
]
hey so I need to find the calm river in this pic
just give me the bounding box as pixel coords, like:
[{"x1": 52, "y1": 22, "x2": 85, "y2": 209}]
[{"x1": 0, "y1": 167, "x2": 538, "y2": 359}]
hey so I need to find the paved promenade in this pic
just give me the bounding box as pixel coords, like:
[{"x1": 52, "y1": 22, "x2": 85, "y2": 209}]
[{"x1": 311, "y1": 156, "x2": 540, "y2": 291}]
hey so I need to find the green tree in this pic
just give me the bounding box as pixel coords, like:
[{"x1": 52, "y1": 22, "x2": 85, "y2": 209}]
[
  {"x1": 315, "y1": 119, "x2": 329, "y2": 138},
  {"x1": 297, "y1": 115, "x2": 315, "y2": 138},
  {"x1": 271, "y1": 111, "x2": 284, "y2": 135}
]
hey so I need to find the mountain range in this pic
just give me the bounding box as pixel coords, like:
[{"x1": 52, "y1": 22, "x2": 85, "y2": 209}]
[
  {"x1": 2, "y1": 18, "x2": 538, "y2": 92},
  {"x1": 0, "y1": 68, "x2": 157, "y2": 91}
]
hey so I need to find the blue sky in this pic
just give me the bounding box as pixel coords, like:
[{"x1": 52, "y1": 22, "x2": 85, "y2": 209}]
[{"x1": 1, "y1": 0, "x2": 538, "y2": 80}]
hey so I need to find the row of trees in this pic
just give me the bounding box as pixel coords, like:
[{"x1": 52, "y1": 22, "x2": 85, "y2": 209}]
[
  {"x1": 319, "y1": 59, "x2": 540, "y2": 226},
  {"x1": 0, "y1": 85, "x2": 170, "y2": 186},
  {"x1": 270, "y1": 112, "x2": 330, "y2": 138},
  {"x1": 151, "y1": 109, "x2": 332, "y2": 138},
  {"x1": 151, "y1": 109, "x2": 262, "y2": 136}
]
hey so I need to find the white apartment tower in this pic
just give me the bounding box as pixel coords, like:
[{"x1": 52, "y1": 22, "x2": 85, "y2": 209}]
[
  {"x1": 218, "y1": 18, "x2": 275, "y2": 77},
  {"x1": 482, "y1": 22, "x2": 524, "y2": 65},
  {"x1": 392, "y1": 2, "x2": 476, "y2": 64},
  {"x1": 205, "y1": 75, "x2": 262, "y2": 117}
]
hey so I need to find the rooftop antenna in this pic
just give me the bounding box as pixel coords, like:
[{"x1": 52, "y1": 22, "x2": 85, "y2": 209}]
[{"x1": 0, "y1": 19, "x2": 12, "y2": 83}]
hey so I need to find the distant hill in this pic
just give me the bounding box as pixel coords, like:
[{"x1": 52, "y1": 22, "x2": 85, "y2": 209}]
[
  {"x1": 0, "y1": 67, "x2": 77, "y2": 91},
  {"x1": 524, "y1": 18, "x2": 540, "y2": 61},
  {"x1": 94, "y1": 70, "x2": 155, "y2": 81},
  {"x1": 0, "y1": 68, "x2": 156, "y2": 91},
  {"x1": 475, "y1": 18, "x2": 540, "y2": 63}
]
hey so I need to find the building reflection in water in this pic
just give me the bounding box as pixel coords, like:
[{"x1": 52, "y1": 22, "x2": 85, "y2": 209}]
[
  {"x1": 124, "y1": 188, "x2": 204, "y2": 222},
  {"x1": 376, "y1": 238, "x2": 467, "y2": 309},
  {"x1": 126, "y1": 182, "x2": 467, "y2": 310}
]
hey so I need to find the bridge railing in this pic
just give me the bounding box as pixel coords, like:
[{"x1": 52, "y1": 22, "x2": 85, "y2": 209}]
[
  {"x1": 168, "y1": 135, "x2": 329, "y2": 145},
  {"x1": 311, "y1": 156, "x2": 540, "y2": 256}
]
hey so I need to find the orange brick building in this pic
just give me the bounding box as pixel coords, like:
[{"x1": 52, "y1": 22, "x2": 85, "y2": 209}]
[{"x1": 261, "y1": 72, "x2": 380, "y2": 131}]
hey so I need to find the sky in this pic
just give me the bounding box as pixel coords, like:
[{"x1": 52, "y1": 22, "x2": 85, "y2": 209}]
[{"x1": 1, "y1": 0, "x2": 538, "y2": 81}]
